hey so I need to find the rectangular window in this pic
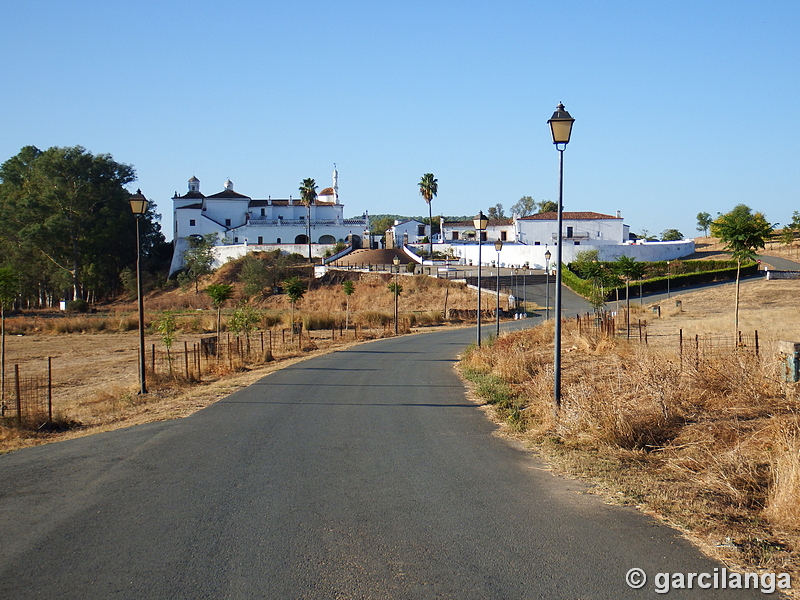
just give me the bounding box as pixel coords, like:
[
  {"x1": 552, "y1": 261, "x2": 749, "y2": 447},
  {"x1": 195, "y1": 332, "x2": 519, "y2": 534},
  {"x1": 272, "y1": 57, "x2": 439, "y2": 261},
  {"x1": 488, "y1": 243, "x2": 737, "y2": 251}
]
[
  {"x1": 418, "y1": 225, "x2": 425, "y2": 236},
  {"x1": 234, "y1": 237, "x2": 239, "y2": 243},
  {"x1": 566, "y1": 226, "x2": 573, "y2": 238},
  {"x1": 258, "y1": 236, "x2": 263, "y2": 244},
  {"x1": 534, "y1": 241, "x2": 540, "y2": 246},
  {"x1": 225, "y1": 219, "x2": 231, "y2": 227},
  {"x1": 189, "y1": 219, "x2": 196, "y2": 226},
  {"x1": 260, "y1": 209, "x2": 265, "y2": 216},
  {"x1": 480, "y1": 232, "x2": 487, "y2": 242},
  {"x1": 452, "y1": 231, "x2": 459, "y2": 240},
  {"x1": 500, "y1": 231, "x2": 507, "y2": 241}
]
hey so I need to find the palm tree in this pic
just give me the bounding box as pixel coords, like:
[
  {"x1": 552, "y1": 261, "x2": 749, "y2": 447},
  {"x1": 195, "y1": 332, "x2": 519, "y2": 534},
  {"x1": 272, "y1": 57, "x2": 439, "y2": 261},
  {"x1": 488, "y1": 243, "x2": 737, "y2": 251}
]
[
  {"x1": 418, "y1": 173, "x2": 438, "y2": 259},
  {"x1": 299, "y1": 178, "x2": 318, "y2": 263}
]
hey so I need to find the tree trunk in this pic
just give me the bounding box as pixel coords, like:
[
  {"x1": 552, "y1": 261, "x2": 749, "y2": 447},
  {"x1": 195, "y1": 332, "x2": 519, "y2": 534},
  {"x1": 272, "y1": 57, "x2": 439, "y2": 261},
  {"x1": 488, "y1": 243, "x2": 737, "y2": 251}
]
[
  {"x1": 307, "y1": 204, "x2": 312, "y2": 264},
  {"x1": 428, "y1": 201, "x2": 433, "y2": 259}
]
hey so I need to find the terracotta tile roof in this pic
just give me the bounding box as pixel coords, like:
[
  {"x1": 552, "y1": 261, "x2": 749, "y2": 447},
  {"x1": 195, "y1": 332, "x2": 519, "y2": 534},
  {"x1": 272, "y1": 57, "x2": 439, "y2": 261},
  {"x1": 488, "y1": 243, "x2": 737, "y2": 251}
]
[{"x1": 518, "y1": 211, "x2": 620, "y2": 220}]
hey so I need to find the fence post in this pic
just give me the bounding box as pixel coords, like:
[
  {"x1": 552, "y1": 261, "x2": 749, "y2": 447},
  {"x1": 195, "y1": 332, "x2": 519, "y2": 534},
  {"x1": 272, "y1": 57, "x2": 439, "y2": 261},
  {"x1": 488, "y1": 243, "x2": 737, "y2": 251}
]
[
  {"x1": 48, "y1": 357, "x2": 53, "y2": 423},
  {"x1": 151, "y1": 344, "x2": 156, "y2": 377},
  {"x1": 778, "y1": 341, "x2": 800, "y2": 383},
  {"x1": 15, "y1": 364, "x2": 21, "y2": 427},
  {"x1": 184, "y1": 341, "x2": 190, "y2": 380}
]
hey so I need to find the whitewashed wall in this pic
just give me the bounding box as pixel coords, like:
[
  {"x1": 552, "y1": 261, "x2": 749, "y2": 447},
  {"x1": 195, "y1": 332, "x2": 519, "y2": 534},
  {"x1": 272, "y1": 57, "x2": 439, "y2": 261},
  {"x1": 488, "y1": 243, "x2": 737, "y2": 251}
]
[{"x1": 443, "y1": 240, "x2": 695, "y2": 270}]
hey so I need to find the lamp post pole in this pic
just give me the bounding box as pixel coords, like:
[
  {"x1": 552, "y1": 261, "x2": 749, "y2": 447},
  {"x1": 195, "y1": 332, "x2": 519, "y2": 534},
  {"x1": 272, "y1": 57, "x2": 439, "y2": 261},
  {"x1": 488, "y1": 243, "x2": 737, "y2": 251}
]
[
  {"x1": 393, "y1": 256, "x2": 400, "y2": 335},
  {"x1": 548, "y1": 103, "x2": 575, "y2": 411},
  {"x1": 522, "y1": 266, "x2": 527, "y2": 317},
  {"x1": 474, "y1": 212, "x2": 488, "y2": 347},
  {"x1": 667, "y1": 260, "x2": 671, "y2": 299},
  {"x1": 129, "y1": 190, "x2": 148, "y2": 395},
  {"x1": 495, "y1": 240, "x2": 503, "y2": 337},
  {"x1": 544, "y1": 249, "x2": 552, "y2": 320}
]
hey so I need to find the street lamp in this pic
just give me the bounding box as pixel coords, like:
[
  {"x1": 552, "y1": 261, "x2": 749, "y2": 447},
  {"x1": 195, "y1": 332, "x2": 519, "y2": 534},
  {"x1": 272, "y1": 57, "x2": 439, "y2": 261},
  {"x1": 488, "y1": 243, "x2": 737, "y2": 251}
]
[
  {"x1": 393, "y1": 256, "x2": 400, "y2": 335},
  {"x1": 474, "y1": 211, "x2": 489, "y2": 346},
  {"x1": 494, "y1": 239, "x2": 503, "y2": 336},
  {"x1": 548, "y1": 102, "x2": 575, "y2": 411},
  {"x1": 522, "y1": 264, "x2": 527, "y2": 317},
  {"x1": 129, "y1": 189, "x2": 148, "y2": 395},
  {"x1": 544, "y1": 249, "x2": 552, "y2": 320}
]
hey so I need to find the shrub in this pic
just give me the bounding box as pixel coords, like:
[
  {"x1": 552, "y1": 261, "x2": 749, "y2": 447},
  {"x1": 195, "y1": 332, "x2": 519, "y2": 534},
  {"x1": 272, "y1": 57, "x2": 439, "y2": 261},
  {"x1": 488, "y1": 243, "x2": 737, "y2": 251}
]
[{"x1": 66, "y1": 299, "x2": 89, "y2": 313}]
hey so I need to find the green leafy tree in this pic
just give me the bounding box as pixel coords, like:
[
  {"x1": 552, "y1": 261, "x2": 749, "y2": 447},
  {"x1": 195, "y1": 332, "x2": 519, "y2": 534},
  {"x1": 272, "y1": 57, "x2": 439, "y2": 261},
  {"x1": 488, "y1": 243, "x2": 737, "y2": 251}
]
[
  {"x1": 660, "y1": 228, "x2": 684, "y2": 241},
  {"x1": 696, "y1": 212, "x2": 713, "y2": 237},
  {"x1": 0, "y1": 267, "x2": 19, "y2": 409},
  {"x1": 537, "y1": 200, "x2": 558, "y2": 214},
  {"x1": 419, "y1": 173, "x2": 438, "y2": 258},
  {"x1": 487, "y1": 204, "x2": 505, "y2": 220},
  {"x1": 299, "y1": 178, "x2": 318, "y2": 263},
  {"x1": 206, "y1": 283, "x2": 235, "y2": 339},
  {"x1": 229, "y1": 305, "x2": 260, "y2": 352},
  {"x1": 156, "y1": 312, "x2": 177, "y2": 376},
  {"x1": 0, "y1": 145, "x2": 163, "y2": 302},
  {"x1": 239, "y1": 254, "x2": 270, "y2": 298},
  {"x1": 342, "y1": 280, "x2": 355, "y2": 330},
  {"x1": 510, "y1": 196, "x2": 536, "y2": 217},
  {"x1": 284, "y1": 276, "x2": 307, "y2": 331},
  {"x1": 179, "y1": 233, "x2": 217, "y2": 293},
  {"x1": 613, "y1": 256, "x2": 646, "y2": 333},
  {"x1": 710, "y1": 204, "x2": 774, "y2": 335}
]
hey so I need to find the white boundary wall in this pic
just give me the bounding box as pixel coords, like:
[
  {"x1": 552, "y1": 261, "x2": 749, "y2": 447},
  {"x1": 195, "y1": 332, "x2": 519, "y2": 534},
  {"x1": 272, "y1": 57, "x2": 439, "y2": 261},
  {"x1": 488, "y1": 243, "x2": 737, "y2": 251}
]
[{"x1": 444, "y1": 240, "x2": 695, "y2": 270}]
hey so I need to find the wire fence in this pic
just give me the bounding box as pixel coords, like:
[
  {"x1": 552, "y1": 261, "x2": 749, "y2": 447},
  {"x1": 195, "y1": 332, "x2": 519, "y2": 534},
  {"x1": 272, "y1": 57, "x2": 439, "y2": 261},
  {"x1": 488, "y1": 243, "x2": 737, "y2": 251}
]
[
  {"x1": 574, "y1": 309, "x2": 761, "y2": 364},
  {"x1": 1, "y1": 361, "x2": 53, "y2": 429},
  {"x1": 147, "y1": 325, "x2": 391, "y2": 382}
]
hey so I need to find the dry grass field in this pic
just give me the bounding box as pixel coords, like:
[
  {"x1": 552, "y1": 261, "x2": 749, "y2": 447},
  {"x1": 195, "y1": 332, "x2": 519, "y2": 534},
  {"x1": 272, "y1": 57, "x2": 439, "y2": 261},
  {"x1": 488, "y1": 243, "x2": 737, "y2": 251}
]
[
  {"x1": 0, "y1": 272, "x2": 478, "y2": 452},
  {"x1": 461, "y1": 269, "x2": 800, "y2": 593},
  {"x1": 3, "y1": 242, "x2": 799, "y2": 591}
]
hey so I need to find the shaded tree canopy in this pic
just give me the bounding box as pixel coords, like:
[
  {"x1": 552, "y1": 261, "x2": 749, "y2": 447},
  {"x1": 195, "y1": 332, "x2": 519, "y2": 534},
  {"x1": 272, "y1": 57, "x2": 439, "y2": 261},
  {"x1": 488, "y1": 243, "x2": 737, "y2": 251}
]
[
  {"x1": 0, "y1": 145, "x2": 164, "y2": 303},
  {"x1": 660, "y1": 228, "x2": 684, "y2": 241}
]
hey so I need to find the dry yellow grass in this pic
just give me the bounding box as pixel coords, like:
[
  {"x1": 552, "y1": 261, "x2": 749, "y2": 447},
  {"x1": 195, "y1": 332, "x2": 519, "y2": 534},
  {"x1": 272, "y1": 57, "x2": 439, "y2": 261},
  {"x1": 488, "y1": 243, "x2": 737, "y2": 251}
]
[{"x1": 460, "y1": 276, "x2": 800, "y2": 591}]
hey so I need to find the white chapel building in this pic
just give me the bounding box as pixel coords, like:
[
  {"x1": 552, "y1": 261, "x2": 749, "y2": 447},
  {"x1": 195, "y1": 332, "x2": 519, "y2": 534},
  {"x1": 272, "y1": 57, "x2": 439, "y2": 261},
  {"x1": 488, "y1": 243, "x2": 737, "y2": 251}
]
[{"x1": 169, "y1": 167, "x2": 368, "y2": 274}]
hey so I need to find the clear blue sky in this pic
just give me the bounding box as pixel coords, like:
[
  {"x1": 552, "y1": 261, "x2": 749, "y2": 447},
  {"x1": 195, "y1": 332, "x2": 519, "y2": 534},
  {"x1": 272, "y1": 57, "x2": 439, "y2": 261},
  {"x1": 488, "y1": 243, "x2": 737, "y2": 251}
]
[{"x1": 2, "y1": 0, "x2": 798, "y2": 242}]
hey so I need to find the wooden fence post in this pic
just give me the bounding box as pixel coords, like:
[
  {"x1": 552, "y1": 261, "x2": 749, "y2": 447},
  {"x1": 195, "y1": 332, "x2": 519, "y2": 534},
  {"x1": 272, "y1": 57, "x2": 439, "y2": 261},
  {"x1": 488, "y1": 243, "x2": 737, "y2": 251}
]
[
  {"x1": 184, "y1": 341, "x2": 190, "y2": 380},
  {"x1": 48, "y1": 357, "x2": 53, "y2": 423},
  {"x1": 15, "y1": 364, "x2": 21, "y2": 427}
]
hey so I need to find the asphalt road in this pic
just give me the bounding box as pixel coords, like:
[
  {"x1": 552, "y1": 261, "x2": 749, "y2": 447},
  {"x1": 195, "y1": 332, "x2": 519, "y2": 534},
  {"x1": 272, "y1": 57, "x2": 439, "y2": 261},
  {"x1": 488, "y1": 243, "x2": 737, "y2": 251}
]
[{"x1": 0, "y1": 308, "x2": 781, "y2": 598}]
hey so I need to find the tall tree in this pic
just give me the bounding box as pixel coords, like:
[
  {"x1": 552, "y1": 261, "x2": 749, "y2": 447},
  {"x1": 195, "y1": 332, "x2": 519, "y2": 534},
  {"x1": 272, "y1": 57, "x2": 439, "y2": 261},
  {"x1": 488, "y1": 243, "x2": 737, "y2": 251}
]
[
  {"x1": 179, "y1": 233, "x2": 217, "y2": 293},
  {"x1": 537, "y1": 200, "x2": 558, "y2": 214},
  {"x1": 710, "y1": 205, "x2": 774, "y2": 336},
  {"x1": 696, "y1": 212, "x2": 713, "y2": 237},
  {"x1": 0, "y1": 266, "x2": 18, "y2": 409},
  {"x1": 510, "y1": 196, "x2": 536, "y2": 217},
  {"x1": 0, "y1": 145, "x2": 162, "y2": 302},
  {"x1": 487, "y1": 204, "x2": 505, "y2": 220},
  {"x1": 299, "y1": 178, "x2": 317, "y2": 263},
  {"x1": 419, "y1": 173, "x2": 438, "y2": 258}
]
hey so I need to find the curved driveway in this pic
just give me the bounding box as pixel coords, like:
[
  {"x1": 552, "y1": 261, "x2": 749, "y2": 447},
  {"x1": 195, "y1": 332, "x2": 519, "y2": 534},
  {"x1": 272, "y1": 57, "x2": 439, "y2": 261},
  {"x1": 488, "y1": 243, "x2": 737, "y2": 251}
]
[{"x1": 0, "y1": 317, "x2": 775, "y2": 598}]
